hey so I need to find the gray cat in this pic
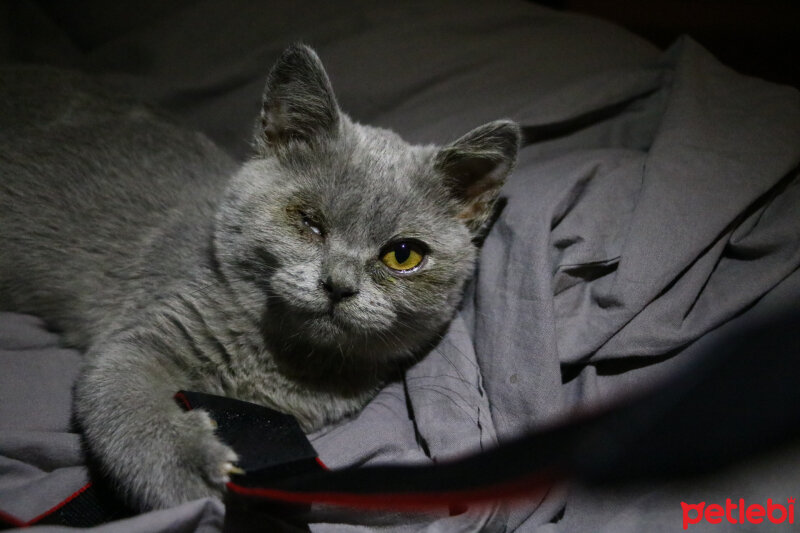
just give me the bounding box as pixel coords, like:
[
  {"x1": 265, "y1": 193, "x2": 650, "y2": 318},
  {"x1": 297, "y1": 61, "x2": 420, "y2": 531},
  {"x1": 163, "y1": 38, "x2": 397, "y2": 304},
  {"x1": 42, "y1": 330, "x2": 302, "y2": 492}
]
[{"x1": 0, "y1": 45, "x2": 520, "y2": 511}]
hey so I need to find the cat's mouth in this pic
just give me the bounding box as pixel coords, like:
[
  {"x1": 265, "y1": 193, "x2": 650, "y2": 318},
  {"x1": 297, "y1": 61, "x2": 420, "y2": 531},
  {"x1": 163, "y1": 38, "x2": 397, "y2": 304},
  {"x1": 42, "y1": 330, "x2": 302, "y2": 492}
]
[
  {"x1": 307, "y1": 313, "x2": 349, "y2": 339},
  {"x1": 305, "y1": 305, "x2": 362, "y2": 337},
  {"x1": 264, "y1": 290, "x2": 394, "y2": 351},
  {"x1": 271, "y1": 298, "x2": 361, "y2": 339}
]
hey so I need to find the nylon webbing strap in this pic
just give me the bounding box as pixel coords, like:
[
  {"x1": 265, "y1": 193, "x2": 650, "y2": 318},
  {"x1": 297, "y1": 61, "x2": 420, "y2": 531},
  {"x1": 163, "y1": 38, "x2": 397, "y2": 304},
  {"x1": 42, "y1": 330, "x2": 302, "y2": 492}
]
[
  {"x1": 216, "y1": 307, "x2": 800, "y2": 524},
  {"x1": 0, "y1": 482, "x2": 131, "y2": 530},
  {"x1": 4, "y1": 306, "x2": 796, "y2": 530}
]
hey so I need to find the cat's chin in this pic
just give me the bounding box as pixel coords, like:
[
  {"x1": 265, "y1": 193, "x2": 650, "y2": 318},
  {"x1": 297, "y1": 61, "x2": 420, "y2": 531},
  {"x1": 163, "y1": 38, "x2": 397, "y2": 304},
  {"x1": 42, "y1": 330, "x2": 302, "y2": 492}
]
[
  {"x1": 303, "y1": 313, "x2": 348, "y2": 342},
  {"x1": 263, "y1": 302, "x2": 363, "y2": 346},
  {"x1": 261, "y1": 306, "x2": 403, "y2": 393},
  {"x1": 260, "y1": 294, "x2": 405, "y2": 373},
  {"x1": 298, "y1": 309, "x2": 377, "y2": 347}
]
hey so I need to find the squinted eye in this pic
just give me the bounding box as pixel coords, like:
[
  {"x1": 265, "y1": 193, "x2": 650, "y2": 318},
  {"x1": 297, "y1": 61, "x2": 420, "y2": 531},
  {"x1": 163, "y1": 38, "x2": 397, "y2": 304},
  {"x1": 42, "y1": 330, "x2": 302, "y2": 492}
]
[
  {"x1": 380, "y1": 241, "x2": 426, "y2": 273},
  {"x1": 300, "y1": 211, "x2": 323, "y2": 237}
]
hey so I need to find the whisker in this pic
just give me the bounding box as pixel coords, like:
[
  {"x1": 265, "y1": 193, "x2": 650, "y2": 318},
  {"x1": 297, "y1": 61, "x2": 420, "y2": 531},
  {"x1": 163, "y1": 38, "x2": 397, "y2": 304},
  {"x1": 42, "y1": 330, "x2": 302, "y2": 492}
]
[{"x1": 410, "y1": 385, "x2": 479, "y2": 424}]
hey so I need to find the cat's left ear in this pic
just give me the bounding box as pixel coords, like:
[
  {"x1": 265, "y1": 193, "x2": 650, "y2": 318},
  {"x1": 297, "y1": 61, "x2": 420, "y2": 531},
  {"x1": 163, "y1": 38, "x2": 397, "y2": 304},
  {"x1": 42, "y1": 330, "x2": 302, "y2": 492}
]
[
  {"x1": 435, "y1": 120, "x2": 521, "y2": 236},
  {"x1": 255, "y1": 44, "x2": 340, "y2": 153}
]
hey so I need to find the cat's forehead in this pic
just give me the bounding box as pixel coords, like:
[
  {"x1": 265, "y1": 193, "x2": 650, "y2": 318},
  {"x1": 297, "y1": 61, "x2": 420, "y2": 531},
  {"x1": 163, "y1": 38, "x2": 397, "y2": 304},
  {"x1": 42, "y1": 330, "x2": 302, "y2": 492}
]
[
  {"x1": 291, "y1": 126, "x2": 450, "y2": 240},
  {"x1": 333, "y1": 124, "x2": 430, "y2": 189}
]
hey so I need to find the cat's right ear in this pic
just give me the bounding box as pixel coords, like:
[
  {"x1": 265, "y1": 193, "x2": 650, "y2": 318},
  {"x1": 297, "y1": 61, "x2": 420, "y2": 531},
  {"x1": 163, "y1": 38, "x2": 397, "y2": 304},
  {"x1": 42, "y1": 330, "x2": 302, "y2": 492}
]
[
  {"x1": 255, "y1": 44, "x2": 340, "y2": 154},
  {"x1": 435, "y1": 120, "x2": 521, "y2": 237}
]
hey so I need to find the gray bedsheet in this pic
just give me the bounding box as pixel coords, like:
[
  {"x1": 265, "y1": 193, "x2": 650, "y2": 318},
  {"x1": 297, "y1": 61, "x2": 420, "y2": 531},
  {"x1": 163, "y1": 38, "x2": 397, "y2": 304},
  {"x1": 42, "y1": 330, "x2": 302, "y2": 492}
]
[{"x1": 2, "y1": 1, "x2": 799, "y2": 531}]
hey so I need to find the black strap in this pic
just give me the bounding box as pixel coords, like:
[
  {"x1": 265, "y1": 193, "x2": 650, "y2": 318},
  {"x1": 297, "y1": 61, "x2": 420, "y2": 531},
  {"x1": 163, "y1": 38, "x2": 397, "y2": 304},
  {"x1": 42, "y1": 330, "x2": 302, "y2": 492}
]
[
  {"x1": 174, "y1": 391, "x2": 324, "y2": 477},
  {"x1": 0, "y1": 482, "x2": 131, "y2": 530},
  {"x1": 8, "y1": 305, "x2": 796, "y2": 529},
  {"x1": 219, "y1": 305, "x2": 800, "y2": 514},
  {"x1": 36, "y1": 484, "x2": 131, "y2": 528}
]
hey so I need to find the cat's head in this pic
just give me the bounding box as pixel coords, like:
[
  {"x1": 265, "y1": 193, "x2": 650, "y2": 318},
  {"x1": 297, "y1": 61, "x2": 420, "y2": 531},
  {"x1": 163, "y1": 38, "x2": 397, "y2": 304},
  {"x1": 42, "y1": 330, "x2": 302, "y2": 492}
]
[{"x1": 216, "y1": 44, "x2": 519, "y2": 389}]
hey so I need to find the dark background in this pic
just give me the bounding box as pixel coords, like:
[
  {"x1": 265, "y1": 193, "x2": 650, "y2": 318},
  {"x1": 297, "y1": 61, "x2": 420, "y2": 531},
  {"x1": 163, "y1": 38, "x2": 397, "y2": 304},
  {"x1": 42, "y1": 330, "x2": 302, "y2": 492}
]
[
  {"x1": 542, "y1": 0, "x2": 800, "y2": 89},
  {"x1": 8, "y1": 1, "x2": 799, "y2": 90}
]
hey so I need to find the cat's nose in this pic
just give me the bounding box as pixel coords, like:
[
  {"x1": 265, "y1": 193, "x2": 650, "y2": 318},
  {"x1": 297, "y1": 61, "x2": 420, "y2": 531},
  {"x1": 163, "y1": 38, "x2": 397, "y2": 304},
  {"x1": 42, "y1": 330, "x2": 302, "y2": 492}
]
[{"x1": 321, "y1": 277, "x2": 359, "y2": 303}]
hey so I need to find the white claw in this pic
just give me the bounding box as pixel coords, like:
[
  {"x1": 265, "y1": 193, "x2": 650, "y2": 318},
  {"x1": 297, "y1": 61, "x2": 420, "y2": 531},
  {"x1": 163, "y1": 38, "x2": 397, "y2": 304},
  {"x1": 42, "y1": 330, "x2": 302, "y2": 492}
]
[{"x1": 223, "y1": 462, "x2": 246, "y2": 477}]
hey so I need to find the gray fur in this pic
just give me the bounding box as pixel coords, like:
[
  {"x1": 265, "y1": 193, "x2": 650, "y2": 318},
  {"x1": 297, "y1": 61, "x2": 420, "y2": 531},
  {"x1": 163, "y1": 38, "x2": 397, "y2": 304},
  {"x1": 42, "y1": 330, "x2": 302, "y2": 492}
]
[{"x1": 0, "y1": 45, "x2": 520, "y2": 510}]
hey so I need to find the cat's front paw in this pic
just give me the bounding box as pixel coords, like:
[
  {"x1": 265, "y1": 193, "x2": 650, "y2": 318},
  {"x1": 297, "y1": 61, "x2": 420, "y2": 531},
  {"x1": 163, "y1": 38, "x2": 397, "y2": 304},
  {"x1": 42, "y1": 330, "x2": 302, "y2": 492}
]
[{"x1": 165, "y1": 409, "x2": 240, "y2": 504}]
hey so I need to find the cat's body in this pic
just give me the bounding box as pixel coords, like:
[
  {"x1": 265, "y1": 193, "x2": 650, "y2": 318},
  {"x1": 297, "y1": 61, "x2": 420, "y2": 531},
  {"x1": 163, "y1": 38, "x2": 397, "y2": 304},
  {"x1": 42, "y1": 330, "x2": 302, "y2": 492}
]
[
  {"x1": 0, "y1": 46, "x2": 520, "y2": 510},
  {"x1": 0, "y1": 67, "x2": 234, "y2": 347}
]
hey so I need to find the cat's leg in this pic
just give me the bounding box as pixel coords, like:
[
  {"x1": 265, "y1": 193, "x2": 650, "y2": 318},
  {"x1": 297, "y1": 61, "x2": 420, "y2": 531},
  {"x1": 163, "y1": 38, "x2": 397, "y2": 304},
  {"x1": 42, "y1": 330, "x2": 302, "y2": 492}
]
[{"x1": 73, "y1": 332, "x2": 237, "y2": 511}]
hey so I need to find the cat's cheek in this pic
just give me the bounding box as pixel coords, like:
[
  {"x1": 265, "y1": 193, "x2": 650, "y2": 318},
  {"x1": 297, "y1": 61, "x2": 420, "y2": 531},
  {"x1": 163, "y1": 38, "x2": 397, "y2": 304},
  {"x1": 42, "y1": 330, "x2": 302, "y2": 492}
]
[
  {"x1": 346, "y1": 291, "x2": 396, "y2": 331},
  {"x1": 386, "y1": 264, "x2": 468, "y2": 320},
  {"x1": 268, "y1": 267, "x2": 326, "y2": 312}
]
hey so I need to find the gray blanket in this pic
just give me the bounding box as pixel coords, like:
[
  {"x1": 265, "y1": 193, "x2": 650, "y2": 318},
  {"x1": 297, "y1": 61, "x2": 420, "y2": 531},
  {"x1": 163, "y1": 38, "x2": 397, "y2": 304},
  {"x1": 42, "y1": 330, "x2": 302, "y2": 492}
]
[{"x1": 2, "y1": 1, "x2": 799, "y2": 531}]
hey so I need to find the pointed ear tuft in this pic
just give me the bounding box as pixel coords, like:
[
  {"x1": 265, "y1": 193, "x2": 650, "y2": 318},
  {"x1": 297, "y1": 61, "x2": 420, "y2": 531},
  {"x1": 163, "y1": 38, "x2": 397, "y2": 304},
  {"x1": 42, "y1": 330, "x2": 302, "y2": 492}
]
[
  {"x1": 255, "y1": 44, "x2": 340, "y2": 153},
  {"x1": 435, "y1": 120, "x2": 521, "y2": 235}
]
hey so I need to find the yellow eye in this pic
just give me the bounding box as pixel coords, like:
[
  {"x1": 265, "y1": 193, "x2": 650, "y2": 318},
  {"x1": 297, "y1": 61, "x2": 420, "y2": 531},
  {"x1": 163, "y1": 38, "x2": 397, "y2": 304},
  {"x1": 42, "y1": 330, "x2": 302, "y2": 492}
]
[{"x1": 381, "y1": 241, "x2": 425, "y2": 272}]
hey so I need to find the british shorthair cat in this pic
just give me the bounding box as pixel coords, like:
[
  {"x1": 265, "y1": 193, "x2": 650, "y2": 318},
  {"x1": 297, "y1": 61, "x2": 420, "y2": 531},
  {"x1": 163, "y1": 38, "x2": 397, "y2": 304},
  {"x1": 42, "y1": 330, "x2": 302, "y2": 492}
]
[{"x1": 0, "y1": 44, "x2": 520, "y2": 510}]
